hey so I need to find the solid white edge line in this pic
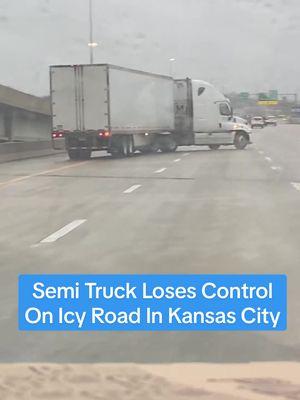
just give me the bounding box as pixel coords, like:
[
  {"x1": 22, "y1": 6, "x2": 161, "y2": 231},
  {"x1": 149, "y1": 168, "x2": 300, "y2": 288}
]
[
  {"x1": 155, "y1": 168, "x2": 167, "y2": 173},
  {"x1": 123, "y1": 184, "x2": 141, "y2": 194},
  {"x1": 40, "y1": 219, "x2": 87, "y2": 243}
]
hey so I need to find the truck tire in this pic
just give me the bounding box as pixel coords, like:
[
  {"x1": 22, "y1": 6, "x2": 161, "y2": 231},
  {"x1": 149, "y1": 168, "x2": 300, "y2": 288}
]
[
  {"x1": 234, "y1": 132, "x2": 249, "y2": 150},
  {"x1": 127, "y1": 135, "x2": 134, "y2": 156},
  {"x1": 140, "y1": 147, "x2": 152, "y2": 154},
  {"x1": 79, "y1": 148, "x2": 91, "y2": 160},
  {"x1": 159, "y1": 136, "x2": 177, "y2": 153},
  {"x1": 121, "y1": 136, "x2": 129, "y2": 157},
  {"x1": 140, "y1": 142, "x2": 159, "y2": 154},
  {"x1": 151, "y1": 141, "x2": 160, "y2": 153},
  {"x1": 208, "y1": 144, "x2": 220, "y2": 150},
  {"x1": 68, "y1": 149, "x2": 80, "y2": 160},
  {"x1": 110, "y1": 136, "x2": 128, "y2": 157}
]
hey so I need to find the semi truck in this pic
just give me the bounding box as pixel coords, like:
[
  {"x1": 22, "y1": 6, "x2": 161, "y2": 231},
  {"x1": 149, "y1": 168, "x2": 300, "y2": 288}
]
[{"x1": 50, "y1": 64, "x2": 251, "y2": 159}]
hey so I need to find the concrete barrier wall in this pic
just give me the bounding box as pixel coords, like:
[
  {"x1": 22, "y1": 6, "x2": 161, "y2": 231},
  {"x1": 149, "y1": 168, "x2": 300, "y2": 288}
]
[
  {"x1": 0, "y1": 141, "x2": 64, "y2": 163},
  {"x1": 0, "y1": 84, "x2": 64, "y2": 161},
  {"x1": 0, "y1": 83, "x2": 51, "y2": 142},
  {"x1": 0, "y1": 84, "x2": 50, "y2": 115},
  {"x1": 0, "y1": 105, "x2": 51, "y2": 142},
  {"x1": 12, "y1": 109, "x2": 51, "y2": 141}
]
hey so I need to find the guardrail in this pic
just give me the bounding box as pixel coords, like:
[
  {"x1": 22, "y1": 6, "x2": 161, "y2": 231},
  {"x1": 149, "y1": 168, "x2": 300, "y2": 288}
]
[{"x1": 0, "y1": 140, "x2": 64, "y2": 163}]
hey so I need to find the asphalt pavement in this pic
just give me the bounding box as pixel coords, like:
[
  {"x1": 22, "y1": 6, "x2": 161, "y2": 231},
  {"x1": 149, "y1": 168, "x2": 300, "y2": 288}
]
[{"x1": 0, "y1": 124, "x2": 300, "y2": 363}]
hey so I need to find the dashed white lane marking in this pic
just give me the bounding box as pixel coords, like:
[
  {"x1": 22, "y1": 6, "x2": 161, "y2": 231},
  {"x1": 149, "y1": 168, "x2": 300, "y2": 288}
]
[
  {"x1": 271, "y1": 166, "x2": 282, "y2": 171},
  {"x1": 173, "y1": 158, "x2": 181, "y2": 162},
  {"x1": 291, "y1": 182, "x2": 300, "y2": 191},
  {"x1": 40, "y1": 219, "x2": 87, "y2": 243},
  {"x1": 183, "y1": 153, "x2": 190, "y2": 157},
  {"x1": 265, "y1": 156, "x2": 272, "y2": 162},
  {"x1": 155, "y1": 168, "x2": 167, "y2": 173},
  {"x1": 258, "y1": 150, "x2": 264, "y2": 155},
  {"x1": 123, "y1": 184, "x2": 141, "y2": 194}
]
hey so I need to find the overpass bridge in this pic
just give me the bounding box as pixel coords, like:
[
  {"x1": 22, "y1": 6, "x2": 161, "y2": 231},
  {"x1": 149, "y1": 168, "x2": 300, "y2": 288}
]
[
  {"x1": 0, "y1": 84, "x2": 50, "y2": 142},
  {"x1": 0, "y1": 84, "x2": 65, "y2": 161}
]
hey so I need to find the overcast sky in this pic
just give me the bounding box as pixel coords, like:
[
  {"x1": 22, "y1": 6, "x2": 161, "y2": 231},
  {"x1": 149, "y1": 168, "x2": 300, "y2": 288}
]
[{"x1": 0, "y1": 0, "x2": 299, "y2": 96}]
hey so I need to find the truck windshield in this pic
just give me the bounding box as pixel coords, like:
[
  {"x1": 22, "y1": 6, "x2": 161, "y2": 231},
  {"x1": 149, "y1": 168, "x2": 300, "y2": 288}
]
[{"x1": 219, "y1": 102, "x2": 231, "y2": 116}]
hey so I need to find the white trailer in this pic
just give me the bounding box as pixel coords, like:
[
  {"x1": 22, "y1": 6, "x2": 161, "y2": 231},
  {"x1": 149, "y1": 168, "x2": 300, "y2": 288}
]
[{"x1": 50, "y1": 64, "x2": 175, "y2": 159}]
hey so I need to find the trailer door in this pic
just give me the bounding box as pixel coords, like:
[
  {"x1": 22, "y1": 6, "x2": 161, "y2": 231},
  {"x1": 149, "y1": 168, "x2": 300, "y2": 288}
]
[
  {"x1": 51, "y1": 66, "x2": 77, "y2": 132},
  {"x1": 51, "y1": 65, "x2": 108, "y2": 132},
  {"x1": 82, "y1": 65, "x2": 109, "y2": 131}
]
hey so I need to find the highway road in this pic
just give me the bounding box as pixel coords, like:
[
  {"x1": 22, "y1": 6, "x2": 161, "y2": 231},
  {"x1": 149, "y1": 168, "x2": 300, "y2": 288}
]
[{"x1": 0, "y1": 124, "x2": 300, "y2": 363}]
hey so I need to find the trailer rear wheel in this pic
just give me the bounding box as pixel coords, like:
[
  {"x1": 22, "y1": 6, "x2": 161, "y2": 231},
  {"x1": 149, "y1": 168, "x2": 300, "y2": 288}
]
[
  {"x1": 111, "y1": 136, "x2": 129, "y2": 157},
  {"x1": 109, "y1": 136, "x2": 127, "y2": 157},
  {"x1": 127, "y1": 135, "x2": 134, "y2": 156},
  {"x1": 140, "y1": 147, "x2": 152, "y2": 154},
  {"x1": 159, "y1": 136, "x2": 177, "y2": 153},
  {"x1": 120, "y1": 136, "x2": 129, "y2": 157},
  {"x1": 234, "y1": 132, "x2": 249, "y2": 150},
  {"x1": 79, "y1": 148, "x2": 91, "y2": 159},
  {"x1": 68, "y1": 149, "x2": 80, "y2": 160},
  {"x1": 151, "y1": 140, "x2": 160, "y2": 153},
  {"x1": 208, "y1": 144, "x2": 220, "y2": 150},
  {"x1": 140, "y1": 142, "x2": 159, "y2": 154}
]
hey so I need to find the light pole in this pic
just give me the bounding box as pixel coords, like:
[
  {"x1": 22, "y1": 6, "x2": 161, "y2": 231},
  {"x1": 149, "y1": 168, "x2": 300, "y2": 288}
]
[
  {"x1": 88, "y1": 0, "x2": 98, "y2": 64},
  {"x1": 169, "y1": 58, "x2": 175, "y2": 76}
]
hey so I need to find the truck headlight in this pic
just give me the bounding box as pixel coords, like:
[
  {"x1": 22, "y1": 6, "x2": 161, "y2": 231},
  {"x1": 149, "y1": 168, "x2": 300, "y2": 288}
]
[{"x1": 233, "y1": 124, "x2": 241, "y2": 130}]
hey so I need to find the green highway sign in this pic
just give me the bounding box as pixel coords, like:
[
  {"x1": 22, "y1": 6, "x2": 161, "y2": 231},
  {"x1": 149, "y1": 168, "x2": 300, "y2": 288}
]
[
  {"x1": 258, "y1": 92, "x2": 269, "y2": 101},
  {"x1": 239, "y1": 92, "x2": 250, "y2": 99},
  {"x1": 257, "y1": 90, "x2": 278, "y2": 102},
  {"x1": 269, "y1": 90, "x2": 278, "y2": 101}
]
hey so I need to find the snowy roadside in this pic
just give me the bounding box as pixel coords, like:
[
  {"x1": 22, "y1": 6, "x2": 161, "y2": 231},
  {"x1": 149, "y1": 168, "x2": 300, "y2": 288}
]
[{"x1": 0, "y1": 362, "x2": 299, "y2": 399}]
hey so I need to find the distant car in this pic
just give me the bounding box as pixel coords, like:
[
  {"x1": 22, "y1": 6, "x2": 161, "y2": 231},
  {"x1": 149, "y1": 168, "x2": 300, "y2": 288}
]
[
  {"x1": 264, "y1": 116, "x2": 277, "y2": 126},
  {"x1": 251, "y1": 116, "x2": 265, "y2": 129},
  {"x1": 278, "y1": 114, "x2": 288, "y2": 121}
]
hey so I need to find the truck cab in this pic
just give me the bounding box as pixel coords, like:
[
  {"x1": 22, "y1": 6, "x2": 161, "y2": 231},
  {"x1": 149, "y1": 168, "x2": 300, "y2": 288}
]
[{"x1": 174, "y1": 79, "x2": 251, "y2": 150}]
